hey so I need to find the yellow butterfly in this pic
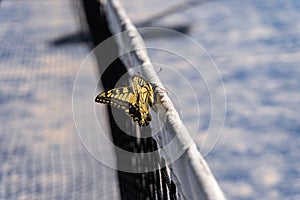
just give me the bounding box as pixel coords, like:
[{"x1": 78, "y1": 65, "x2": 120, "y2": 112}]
[{"x1": 95, "y1": 75, "x2": 156, "y2": 126}]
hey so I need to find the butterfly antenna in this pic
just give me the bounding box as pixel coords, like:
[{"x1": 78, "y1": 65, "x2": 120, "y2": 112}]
[{"x1": 156, "y1": 67, "x2": 162, "y2": 75}]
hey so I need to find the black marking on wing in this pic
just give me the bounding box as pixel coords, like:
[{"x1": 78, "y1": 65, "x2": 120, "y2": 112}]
[
  {"x1": 128, "y1": 103, "x2": 150, "y2": 126},
  {"x1": 95, "y1": 87, "x2": 135, "y2": 110}
]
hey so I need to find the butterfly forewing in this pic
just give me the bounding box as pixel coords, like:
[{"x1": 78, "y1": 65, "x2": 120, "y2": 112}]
[
  {"x1": 95, "y1": 86, "x2": 136, "y2": 110},
  {"x1": 132, "y1": 75, "x2": 148, "y2": 92}
]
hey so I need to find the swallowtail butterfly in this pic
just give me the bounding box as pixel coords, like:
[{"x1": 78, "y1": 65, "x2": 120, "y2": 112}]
[{"x1": 95, "y1": 75, "x2": 157, "y2": 126}]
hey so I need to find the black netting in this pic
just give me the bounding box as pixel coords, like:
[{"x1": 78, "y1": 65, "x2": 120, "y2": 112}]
[{"x1": 81, "y1": 1, "x2": 178, "y2": 199}]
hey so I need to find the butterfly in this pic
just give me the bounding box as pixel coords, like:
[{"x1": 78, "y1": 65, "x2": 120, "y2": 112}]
[{"x1": 95, "y1": 75, "x2": 157, "y2": 126}]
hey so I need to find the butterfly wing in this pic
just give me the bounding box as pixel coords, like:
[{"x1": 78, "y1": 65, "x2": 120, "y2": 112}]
[
  {"x1": 132, "y1": 101, "x2": 151, "y2": 126},
  {"x1": 95, "y1": 86, "x2": 136, "y2": 114},
  {"x1": 132, "y1": 75, "x2": 155, "y2": 106},
  {"x1": 132, "y1": 75, "x2": 148, "y2": 92},
  {"x1": 132, "y1": 76, "x2": 155, "y2": 126}
]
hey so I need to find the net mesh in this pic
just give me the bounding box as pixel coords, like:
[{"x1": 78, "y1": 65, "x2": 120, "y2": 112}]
[
  {"x1": 0, "y1": 0, "x2": 225, "y2": 199},
  {"x1": 81, "y1": 0, "x2": 178, "y2": 199},
  {"x1": 0, "y1": 0, "x2": 119, "y2": 199},
  {"x1": 84, "y1": 0, "x2": 226, "y2": 199}
]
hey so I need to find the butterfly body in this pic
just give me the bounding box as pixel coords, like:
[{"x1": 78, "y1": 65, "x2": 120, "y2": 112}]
[{"x1": 95, "y1": 75, "x2": 156, "y2": 126}]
